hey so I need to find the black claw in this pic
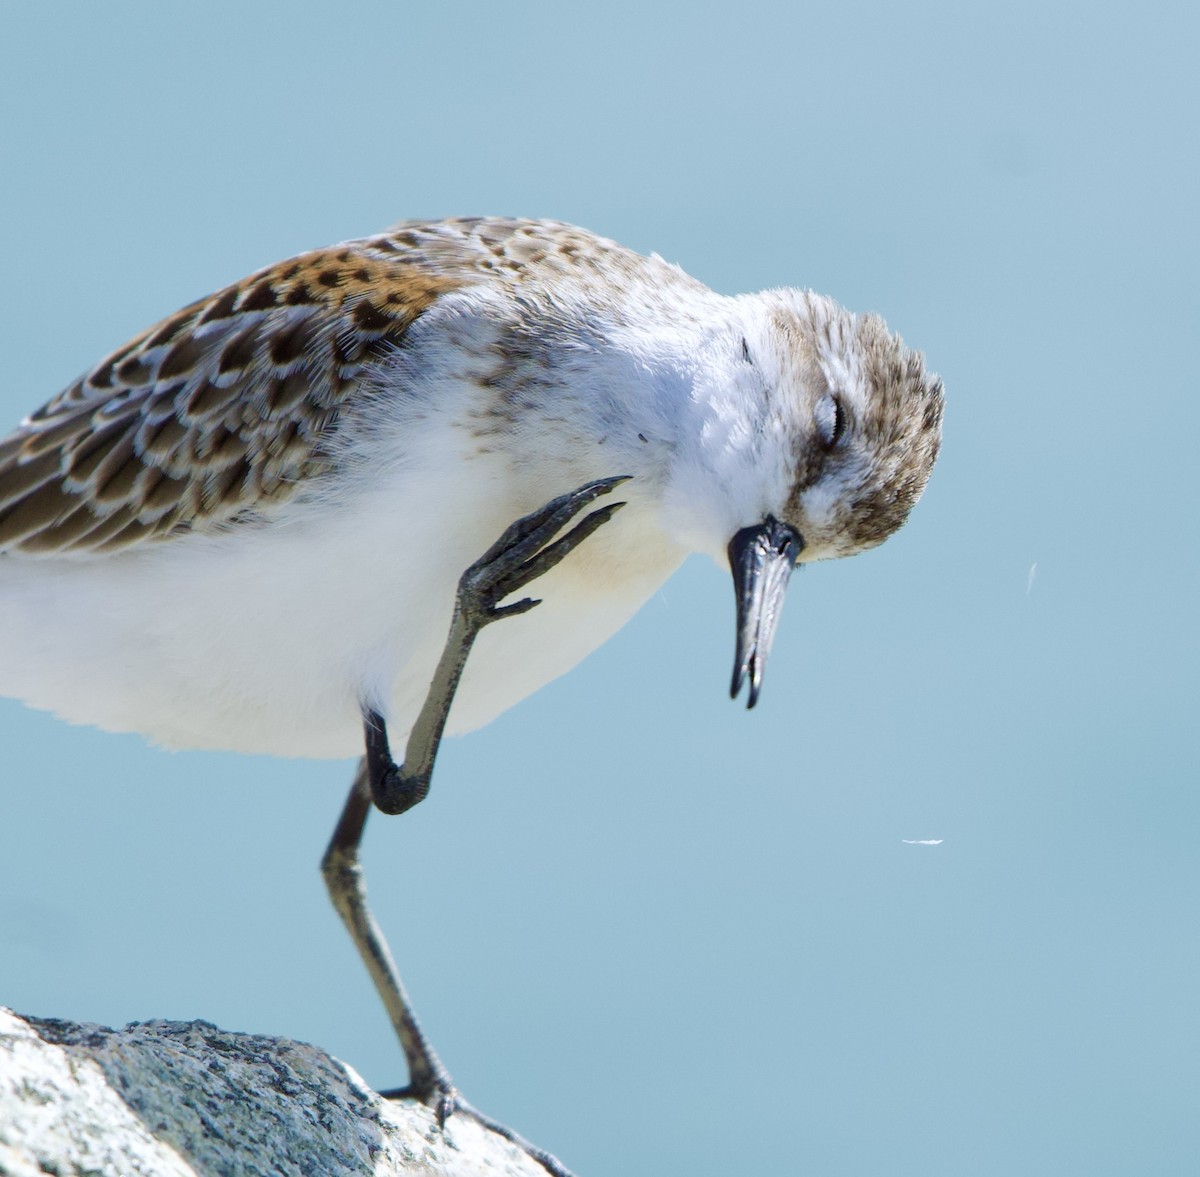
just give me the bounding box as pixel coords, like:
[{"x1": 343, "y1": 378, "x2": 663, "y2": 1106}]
[
  {"x1": 434, "y1": 1090, "x2": 456, "y2": 1129},
  {"x1": 492, "y1": 596, "x2": 541, "y2": 620},
  {"x1": 494, "y1": 500, "x2": 626, "y2": 603},
  {"x1": 473, "y1": 475, "x2": 630, "y2": 572},
  {"x1": 524, "y1": 499, "x2": 625, "y2": 572},
  {"x1": 460, "y1": 477, "x2": 630, "y2": 625}
]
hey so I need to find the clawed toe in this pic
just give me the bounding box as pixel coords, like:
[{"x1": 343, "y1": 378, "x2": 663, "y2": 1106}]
[
  {"x1": 452, "y1": 1096, "x2": 578, "y2": 1177},
  {"x1": 459, "y1": 475, "x2": 631, "y2": 625},
  {"x1": 383, "y1": 1083, "x2": 577, "y2": 1177},
  {"x1": 475, "y1": 475, "x2": 631, "y2": 568}
]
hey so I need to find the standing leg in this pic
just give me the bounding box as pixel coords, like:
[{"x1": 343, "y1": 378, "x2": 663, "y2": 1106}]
[
  {"x1": 321, "y1": 476, "x2": 629, "y2": 1177},
  {"x1": 320, "y1": 763, "x2": 451, "y2": 1102},
  {"x1": 321, "y1": 765, "x2": 578, "y2": 1176}
]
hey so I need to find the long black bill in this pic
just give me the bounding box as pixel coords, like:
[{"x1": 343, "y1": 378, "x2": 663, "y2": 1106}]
[{"x1": 728, "y1": 516, "x2": 804, "y2": 708}]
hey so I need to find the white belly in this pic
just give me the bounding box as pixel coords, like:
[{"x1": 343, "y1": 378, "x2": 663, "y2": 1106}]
[{"x1": 0, "y1": 464, "x2": 684, "y2": 759}]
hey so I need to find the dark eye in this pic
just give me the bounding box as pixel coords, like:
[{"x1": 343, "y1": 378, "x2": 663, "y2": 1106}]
[{"x1": 815, "y1": 394, "x2": 846, "y2": 448}]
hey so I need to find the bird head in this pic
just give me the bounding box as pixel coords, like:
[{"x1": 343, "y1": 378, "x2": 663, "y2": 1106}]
[{"x1": 661, "y1": 289, "x2": 944, "y2": 706}]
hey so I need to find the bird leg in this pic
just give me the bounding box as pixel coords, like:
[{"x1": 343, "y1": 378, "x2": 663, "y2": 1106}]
[
  {"x1": 320, "y1": 762, "x2": 449, "y2": 1097},
  {"x1": 321, "y1": 475, "x2": 629, "y2": 1177},
  {"x1": 363, "y1": 475, "x2": 629, "y2": 816}
]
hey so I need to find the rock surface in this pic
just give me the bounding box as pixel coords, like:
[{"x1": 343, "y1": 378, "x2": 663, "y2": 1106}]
[{"x1": 0, "y1": 1009, "x2": 552, "y2": 1176}]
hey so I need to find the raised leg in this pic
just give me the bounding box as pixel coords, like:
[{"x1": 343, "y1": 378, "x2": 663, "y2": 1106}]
[
  {"x1": 321, "y1": 475, "x2": 630, "y2": 1177},
  {"x1": 364, "y1": 475, "x2": 629, "y2": 816}
]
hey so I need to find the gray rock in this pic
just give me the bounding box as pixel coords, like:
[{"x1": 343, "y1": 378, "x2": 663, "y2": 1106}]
[{"x1": 0, "y1": 1009, "x2": 552, "y2": 1176}]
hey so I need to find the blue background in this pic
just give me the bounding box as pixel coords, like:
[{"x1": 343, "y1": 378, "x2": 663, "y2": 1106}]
[{"x1": 1, "y1": 2, "x2": 1197, "y2": 1174}]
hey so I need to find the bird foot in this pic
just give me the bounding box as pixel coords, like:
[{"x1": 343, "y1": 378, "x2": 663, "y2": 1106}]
[
  {"x1": 363, "y1": 474, "x2": 630, "y2": 816},
  {"x1": 381, "y1": 1082, "x2": 578, "y2": 1177},
  {"x1": 456, "y1": 474, "x2": 630, "y2": 631}
]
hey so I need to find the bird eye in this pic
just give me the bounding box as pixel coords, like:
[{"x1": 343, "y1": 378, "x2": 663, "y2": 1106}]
[{"x1": 815, "y1": 394, "x2": 846, "y2": 448}]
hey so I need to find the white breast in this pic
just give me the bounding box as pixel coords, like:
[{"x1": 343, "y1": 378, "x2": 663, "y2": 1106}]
[{"x1": 0, "y1": 432, "x2": 683, "y2": 759}]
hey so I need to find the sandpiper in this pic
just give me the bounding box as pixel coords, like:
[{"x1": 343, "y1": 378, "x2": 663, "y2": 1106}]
[{"x1": 0, "y1": 216, "x2": 943, "y2": 1176}]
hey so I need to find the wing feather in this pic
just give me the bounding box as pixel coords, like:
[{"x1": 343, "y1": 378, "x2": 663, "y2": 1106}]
[
  {"x1": 0, "y1": 216, "x2": 685, "y2": 556},
  {"x1": 0, "y1": 241, "x2": 466, "y2": 555}
]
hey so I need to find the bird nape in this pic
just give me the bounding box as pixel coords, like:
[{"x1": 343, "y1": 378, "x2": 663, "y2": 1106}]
[{"x1": 0, "y1": 216, "x2": 943, "y2": 1177}]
